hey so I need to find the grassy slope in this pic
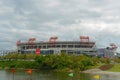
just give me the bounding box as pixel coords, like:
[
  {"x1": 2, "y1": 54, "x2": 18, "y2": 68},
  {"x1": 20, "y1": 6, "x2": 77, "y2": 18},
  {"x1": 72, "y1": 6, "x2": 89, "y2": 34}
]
[{"x1": 108, "y1": 64, "x2": 120, "y2": 72}]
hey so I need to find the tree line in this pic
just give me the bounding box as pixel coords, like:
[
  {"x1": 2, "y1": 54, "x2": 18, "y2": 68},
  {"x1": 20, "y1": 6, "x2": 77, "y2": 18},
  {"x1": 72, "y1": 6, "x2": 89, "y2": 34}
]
[{"x1": 0, "y1": 53, "x2": 119, "y2": 71}]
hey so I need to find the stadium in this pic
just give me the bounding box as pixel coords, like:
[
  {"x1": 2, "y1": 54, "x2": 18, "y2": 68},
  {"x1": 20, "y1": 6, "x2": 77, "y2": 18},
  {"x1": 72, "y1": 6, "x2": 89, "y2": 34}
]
[{"x1": 16, "y1": 36, "x2": 97, "y2": 56}]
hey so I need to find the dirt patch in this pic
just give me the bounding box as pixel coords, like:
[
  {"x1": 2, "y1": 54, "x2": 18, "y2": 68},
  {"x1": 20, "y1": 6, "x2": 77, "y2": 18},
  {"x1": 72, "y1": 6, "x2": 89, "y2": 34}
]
[{"x1": 99, "y1": 64, "x2": 114, "y2": 71}]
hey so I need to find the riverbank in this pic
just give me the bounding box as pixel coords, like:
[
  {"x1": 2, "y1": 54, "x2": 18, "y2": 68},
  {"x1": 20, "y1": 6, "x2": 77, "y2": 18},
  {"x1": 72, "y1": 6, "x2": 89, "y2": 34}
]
[{"x1": 83, "y1": 68, "x2": 120, "y2": 75}]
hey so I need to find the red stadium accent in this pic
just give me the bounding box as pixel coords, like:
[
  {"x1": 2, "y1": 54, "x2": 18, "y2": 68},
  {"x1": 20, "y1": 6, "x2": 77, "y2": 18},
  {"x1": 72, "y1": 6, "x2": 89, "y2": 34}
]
[
  {"x1": 80, "y1": 36, "x2": 90, "y2": 47},
  {"x1": 49, "y1": 36, "x2": 58, "y2": 47}
]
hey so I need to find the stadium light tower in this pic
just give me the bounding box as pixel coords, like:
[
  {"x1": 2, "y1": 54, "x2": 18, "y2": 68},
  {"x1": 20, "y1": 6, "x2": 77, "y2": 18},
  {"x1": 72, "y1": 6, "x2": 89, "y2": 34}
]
[
  {"x1": 49, "y1": 36, "x2": 58, "y2": 47},
  {"x1": 80, "y1": 36, "x2": 89, "y2": 44}
]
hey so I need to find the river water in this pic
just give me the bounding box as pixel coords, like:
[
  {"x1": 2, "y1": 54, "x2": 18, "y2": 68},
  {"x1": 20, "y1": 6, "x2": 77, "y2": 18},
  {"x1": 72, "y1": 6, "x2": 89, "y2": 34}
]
[{"x1": 0, "y1": 70, "x2": 120, "y2": 80}]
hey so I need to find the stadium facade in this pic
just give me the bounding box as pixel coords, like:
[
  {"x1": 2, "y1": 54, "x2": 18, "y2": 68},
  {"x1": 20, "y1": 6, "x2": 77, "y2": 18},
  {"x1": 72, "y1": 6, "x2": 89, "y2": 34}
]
[{"x1": 16, "y1": 36, "x2": 97, "y2": 56}]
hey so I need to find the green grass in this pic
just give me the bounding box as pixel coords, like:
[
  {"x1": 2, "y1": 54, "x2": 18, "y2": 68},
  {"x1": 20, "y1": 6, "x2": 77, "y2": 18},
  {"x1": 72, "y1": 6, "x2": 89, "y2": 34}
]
[{"x1": 108, "y1": 64, "x2": 120, "y2": 72}]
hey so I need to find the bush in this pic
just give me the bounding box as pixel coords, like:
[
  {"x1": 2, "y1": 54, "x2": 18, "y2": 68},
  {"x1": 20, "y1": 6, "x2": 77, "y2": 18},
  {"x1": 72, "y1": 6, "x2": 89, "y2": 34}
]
[
  {"x1": 1, "y1": 53, "x2": 118, "y2": 71},
  {"x1": 100, "y1": 58, "x2": 110, "y2": 64}
]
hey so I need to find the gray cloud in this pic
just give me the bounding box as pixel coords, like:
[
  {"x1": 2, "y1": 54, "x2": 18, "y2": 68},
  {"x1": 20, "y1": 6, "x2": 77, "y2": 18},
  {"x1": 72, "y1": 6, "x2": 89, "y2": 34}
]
[{"x1": 0, "y1": 0, "x2": 120, "y2": 51}]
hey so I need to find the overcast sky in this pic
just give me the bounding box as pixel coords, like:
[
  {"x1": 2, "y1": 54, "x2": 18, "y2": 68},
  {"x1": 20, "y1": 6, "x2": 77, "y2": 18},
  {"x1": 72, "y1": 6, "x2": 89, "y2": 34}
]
[{"x1": 0, "y1": 0, "x2": 120, "y2": 51}]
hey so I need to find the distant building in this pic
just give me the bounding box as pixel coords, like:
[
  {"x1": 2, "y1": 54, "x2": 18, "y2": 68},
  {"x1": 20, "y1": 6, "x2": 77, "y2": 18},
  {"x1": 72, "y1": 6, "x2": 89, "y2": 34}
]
[
  {"x1": 116, "y1": 53, "x2": 120, "y2": 57},
  {"x1": 16, "y1": 36, "x2": 118, "y2": 58},
  {"x1": 16, "y1": 36, "x2": 97, "y2": 55},
  {"x1": 97, "y1": 46, "x2": 117, "y2": 58}
]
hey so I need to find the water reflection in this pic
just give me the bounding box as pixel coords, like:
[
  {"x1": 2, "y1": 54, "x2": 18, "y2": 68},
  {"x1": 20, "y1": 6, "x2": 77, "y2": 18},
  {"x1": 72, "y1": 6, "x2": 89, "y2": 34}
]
[
  {"x1": 0, "y1": 70, "x2": 120, "y2": 80},
  {"x1": 90, "y1": 73, "x2": 120, "y2": 80},
  {"x1": 0, "y1": 70, "x2": 91, "y2": 80}
]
